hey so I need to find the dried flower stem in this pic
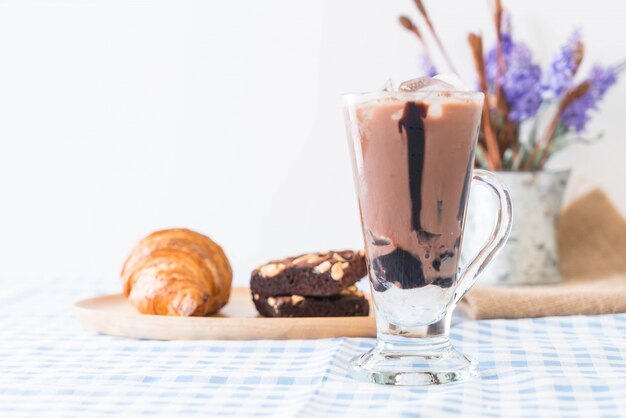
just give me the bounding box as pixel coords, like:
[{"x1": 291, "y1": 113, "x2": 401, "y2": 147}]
[
  {"x1": 413, "y1": 0, "x2": 459, "y2": 75},
  {"x1": 468, "y1": 33, "x2": 501, "y2": 170},
  {"x1": 499, "y1": 119, "x2": 518, "y2": 159},
  {"x1": 399, "y1": 16, "x2": 434, "y2": 61},
  {"x1": 571, "y1": 39, "x2": 585, "y2": 77},
  {"x1": 492, "y1": 0, "x2": 506, "y2": 111},
  {"x1": 525, "y1": 81, "x2": 591, "y2": 170},
  {"x1": 490, "y1": 0, "x2": 518, "y2": 159}
]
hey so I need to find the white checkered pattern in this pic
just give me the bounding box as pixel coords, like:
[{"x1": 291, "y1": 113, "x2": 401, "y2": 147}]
[{"x1": 2, "y1": 277, "x2": 625, "y2": 417}]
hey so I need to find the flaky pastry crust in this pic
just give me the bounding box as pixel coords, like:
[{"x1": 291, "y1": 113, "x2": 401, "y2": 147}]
[{"x1": 121, "y1": 229, "x2": 232, "y2": 316}]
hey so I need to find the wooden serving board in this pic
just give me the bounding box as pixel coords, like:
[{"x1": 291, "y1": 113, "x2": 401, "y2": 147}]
[{"x1": 74, "y1": 287, "x2": 376, "y2": 340}]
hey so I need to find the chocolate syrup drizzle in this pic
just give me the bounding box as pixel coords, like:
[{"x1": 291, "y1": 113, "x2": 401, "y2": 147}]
[
  {"x1": 370, "y1": 102, "x2": 455, "y2": 291},
  {"x1": 398, "y1": 102, "x2": 428, "y2": 233},
  {"x1": 457, "y1": 149, "x2": 474, "y2": 222}
]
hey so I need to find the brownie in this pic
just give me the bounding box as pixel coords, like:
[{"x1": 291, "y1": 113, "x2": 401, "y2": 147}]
[
  {"x1": 250, "y1": 250, "x2": 367, "y2": 297},
  {"x1": 252, "y1": 286, "x2": 370, "y2": 318}
]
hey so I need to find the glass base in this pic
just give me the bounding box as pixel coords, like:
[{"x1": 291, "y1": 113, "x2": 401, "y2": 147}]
[{"x1": 349, "y1": 334, "x2": 477, "y2": 386}]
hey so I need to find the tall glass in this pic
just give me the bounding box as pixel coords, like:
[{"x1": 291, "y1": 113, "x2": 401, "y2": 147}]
[{"x1": 343, "y1": 86, "x2": 512, "y2": 385}]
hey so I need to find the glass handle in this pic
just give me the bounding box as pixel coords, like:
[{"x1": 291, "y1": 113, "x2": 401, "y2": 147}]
[{"x1": 454, "y1": 169, "x2": 513, "y2": 304}]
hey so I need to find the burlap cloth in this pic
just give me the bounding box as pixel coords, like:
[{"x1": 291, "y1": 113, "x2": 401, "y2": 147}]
[{"x1": 463, "y1": 189, "x2": 626, "y2": 319}]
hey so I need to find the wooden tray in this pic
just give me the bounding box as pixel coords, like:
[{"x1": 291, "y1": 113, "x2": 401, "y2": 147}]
[{"x1": 74, "y1": 288, "x2": 376, "y2": 340}]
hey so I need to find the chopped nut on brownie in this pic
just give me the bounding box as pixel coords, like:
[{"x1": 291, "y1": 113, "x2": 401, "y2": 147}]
[{"x1": 250, "y1": 250, "x2": 367, "y2": 297}]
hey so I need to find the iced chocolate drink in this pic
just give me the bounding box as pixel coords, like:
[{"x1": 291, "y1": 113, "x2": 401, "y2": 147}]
[
  {"x1": 344, "y1": 78, "x2": 512, "y2": 385},
  {"x1": 353, "y1": 93, "x2": 480, "y2": 288},
  {"x1": 345, "y1": 78, "x2": 482, "y2": 325}
]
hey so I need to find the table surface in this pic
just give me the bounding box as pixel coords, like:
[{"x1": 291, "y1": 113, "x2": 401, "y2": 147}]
[{"x1": 2, "y1": 277, "x2": 626, "y2": 418}]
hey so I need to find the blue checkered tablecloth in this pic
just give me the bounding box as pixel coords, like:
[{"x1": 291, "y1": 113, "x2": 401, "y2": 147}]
[{"x1": 2, "y1": 277, "x2": 626, "y2": 418}]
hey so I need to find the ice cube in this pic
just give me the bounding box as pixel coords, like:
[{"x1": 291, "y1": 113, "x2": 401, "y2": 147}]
[
  {"x1": 433, "y1": 73, "x2": 470, "y2": 91},
  {"x1": 399, "y1": 74, "x2": 469, "y2": 93},
  {"x1": 398, "y1": 76, "x2": 455, "y2": 92},
  {"x1": 382, "y1": 78, "x2": 395, "y2": 92}
]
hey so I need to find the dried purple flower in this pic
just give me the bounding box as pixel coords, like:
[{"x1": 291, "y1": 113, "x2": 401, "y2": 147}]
[
  {"x1": 395, "y1": 4, "x2": 624, "y2": 170},
  {"x1": 542, "y1": 30, "x2": 584, "y2": 99},
  {"x1": 420, "y1": 54, "x2": 437, "y2": 77},
  {"x1": 560, "y1": 64, "x2": 619, "y2": 132},
  {"x1": 500, "y1": 10, "x2": 512, "y2": 35},
  {"x1": 485, "y1": 33, "x2": 542, "y2": 122}
]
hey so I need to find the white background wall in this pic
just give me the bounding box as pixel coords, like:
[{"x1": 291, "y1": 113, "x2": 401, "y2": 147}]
[{"x1": 1, "y1": 0, "x2": 624, "y2": 286}]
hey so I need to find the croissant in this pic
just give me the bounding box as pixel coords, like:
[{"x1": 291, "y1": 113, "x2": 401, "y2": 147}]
[{"x1": 121, "y1": 228, "x2": 232, "y2": 316}]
